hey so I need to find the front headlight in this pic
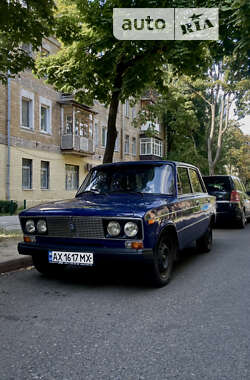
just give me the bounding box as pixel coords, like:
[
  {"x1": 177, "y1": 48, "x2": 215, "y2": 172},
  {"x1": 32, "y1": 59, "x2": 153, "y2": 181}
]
[
  {"x1": 37, "y1": 219, "x2": 47, "y2": 234},
  {"x1": 25, "y1": 219, "x2": 35, "y2": 234},
  {"x1": 124, "y1": 222, "x2": 138, "y2": 237},
  {"x1": 107, "y1": 221, "x2": 121, "y2": 237}
]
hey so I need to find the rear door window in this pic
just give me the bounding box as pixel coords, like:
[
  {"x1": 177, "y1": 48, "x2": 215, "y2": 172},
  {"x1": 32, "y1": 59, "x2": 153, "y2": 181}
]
[
  {"x1": 189, "y1": 169, "x2": 204, "y2": 193},
  {"x1": 177, "y1": 167, "x2": 192, "y2": 195}
]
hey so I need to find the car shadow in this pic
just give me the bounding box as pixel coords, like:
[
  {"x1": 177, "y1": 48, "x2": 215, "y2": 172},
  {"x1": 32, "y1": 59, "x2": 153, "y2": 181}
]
[{"x1": 32, "y1": 245, "x2": 205, "y2": 290}]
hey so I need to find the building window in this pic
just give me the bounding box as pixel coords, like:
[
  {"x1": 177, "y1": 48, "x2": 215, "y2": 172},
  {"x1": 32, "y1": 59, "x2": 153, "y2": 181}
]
[
  {"x1": 64, "y1": 114, "x2": 73, "y2": 134},
  {"x1": 132, "y1": 137, "x2": 137, "y2": 156},
  {"x1": 20, "y1": 89, "x2": 34, "y2": 130},
  {"x1": 124, "y1": 135, "x2": 130, "y2": 154},
  {"x1": 22, "y1": 158, "x2": 32, "y2": 190},
  {"x1": 39, "y1": 97, "x2": 52, "y2": 134},
  {"x1": 75, "y1": 109, "x2": 89, "y2": 137},
  {"x1": 40, "y1": 106, "x2": 49, "y2": 132},
  {"x1": 114, "y1": 132, "x2": 119, "y2": 152},
  {"x1": 65, "y1": 164, "x2": 79, "y2": 191},
  {"x1": 94, "y1": 121, "x2": 99, "y2": 147},
  {"x1": 140, "y1": 138, "x2": 163, "y2": 157},
  {"x1": 22, "y1": 98, "x2": 31, "y2": 128},
  {"x1": 124, "y1": 100, "x2": 129, "y2": 117},
  {"x1": 101, "y1": 126, "x2": 107, "y2": 147},
  {"x1": 140, "y1": 138, "x2": 152, "y2": 155},
  {"x1": 41, "y1": 161, "x2": 50, "y2": 190}
]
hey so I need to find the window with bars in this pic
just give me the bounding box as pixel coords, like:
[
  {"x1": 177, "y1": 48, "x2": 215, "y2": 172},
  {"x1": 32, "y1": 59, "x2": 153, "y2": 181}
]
[
  {"x1": 22, "y1": 159, "x2": 32, "y2": 190},
  {"x1": 65, "y1": 164, "x2": 79, "y2": 191},
  {"x1": 41, "y1": 161, "x2": 50, "y2": 190}
]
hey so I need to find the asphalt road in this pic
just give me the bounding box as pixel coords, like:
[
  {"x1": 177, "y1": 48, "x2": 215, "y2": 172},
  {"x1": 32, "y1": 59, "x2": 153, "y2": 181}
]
[{"x1": 1, "y1": 225, "x2": 250, "y2": 380}]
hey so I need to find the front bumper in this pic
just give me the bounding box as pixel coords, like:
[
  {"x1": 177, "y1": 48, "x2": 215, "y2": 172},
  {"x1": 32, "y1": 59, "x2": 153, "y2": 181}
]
[{"x1": 18, "y1": 242, "x2": 154, "y2": 264}]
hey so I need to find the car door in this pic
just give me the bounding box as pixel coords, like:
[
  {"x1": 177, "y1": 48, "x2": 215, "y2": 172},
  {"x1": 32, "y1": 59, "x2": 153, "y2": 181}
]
[
  {"x1": 175, "y1": 166, "x2": 198, "y2": 249},
  {"x1": 188, "y1": 168, "x2": 211, "y2": 238}
]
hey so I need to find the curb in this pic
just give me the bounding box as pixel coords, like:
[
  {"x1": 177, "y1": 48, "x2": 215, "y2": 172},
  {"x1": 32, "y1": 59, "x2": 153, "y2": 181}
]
[{"x1": 0, "y1": 256, "x2": 33, "y2": 274}]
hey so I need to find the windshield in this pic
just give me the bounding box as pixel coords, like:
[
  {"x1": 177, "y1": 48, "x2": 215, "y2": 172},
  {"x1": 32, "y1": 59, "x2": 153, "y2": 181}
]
[{"x1": 76, "y1": 164, "x2": 175, "y2": 196}]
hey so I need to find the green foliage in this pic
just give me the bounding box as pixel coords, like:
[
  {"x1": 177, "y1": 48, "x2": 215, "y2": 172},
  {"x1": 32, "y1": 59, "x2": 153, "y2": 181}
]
[
  {"x1": 0, "y1": 200, "x2": 18, "y2": 214},
  {"x1": 0, "y1": 0, "x2": 56, "y2": 83},
  {"x1": 221, "y1": 126, "x2": 250, "y2": 186}
]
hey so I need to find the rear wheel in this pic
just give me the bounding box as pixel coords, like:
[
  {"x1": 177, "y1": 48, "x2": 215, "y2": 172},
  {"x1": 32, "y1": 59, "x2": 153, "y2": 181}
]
[
  {"x1": 196, "y1": 224, "x2": 213, "y2": 253},
  {"x1": 237, "y1": 210, "x2": 246, "y2": 229},
  {"x1": 148, "y1": 234, "x2": 176, "y2": 287},
  {"x1": 32, "y1": 254, "x2": 65, "y2": 276}
]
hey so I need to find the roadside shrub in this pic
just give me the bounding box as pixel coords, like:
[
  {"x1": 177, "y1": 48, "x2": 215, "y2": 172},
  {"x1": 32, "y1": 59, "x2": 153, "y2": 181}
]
[{"x1": 0, "y1": 200, "x2": 18, "y2": 214}]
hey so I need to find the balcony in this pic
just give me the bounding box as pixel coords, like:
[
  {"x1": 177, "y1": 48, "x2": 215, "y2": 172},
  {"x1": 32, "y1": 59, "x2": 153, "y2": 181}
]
[
  {"x1": 140, "y1": 137, "x2": 163, "y2": 160},
  {"x1": 58, "y1": 96, "x2": 97, "y2": 156},
  {"x1": 61, "y1": 134, "x2": 94, "y2": 156}
]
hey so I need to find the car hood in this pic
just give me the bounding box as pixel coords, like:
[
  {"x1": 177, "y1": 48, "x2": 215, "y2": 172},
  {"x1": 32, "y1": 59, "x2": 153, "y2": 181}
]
[
  {"x1": 19, "y1": 193, "x2": 163, "y2": 218},
  {"x1": 20, "y1": 193, "x2": 175, "y2": 219}
]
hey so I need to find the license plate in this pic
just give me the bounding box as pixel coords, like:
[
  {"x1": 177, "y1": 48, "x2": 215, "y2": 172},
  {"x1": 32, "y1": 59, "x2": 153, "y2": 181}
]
[{"x1": 48, "y1": 251, "x2": 93, "y2": 266}]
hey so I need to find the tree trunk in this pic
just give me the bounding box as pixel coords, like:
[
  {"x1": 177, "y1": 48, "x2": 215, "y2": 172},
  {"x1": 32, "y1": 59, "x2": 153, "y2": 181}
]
[
  {"x1": 103, "y1": 68, "x2": 123, "y2": 164},
  {"x1": 208, "y1": 104, "x2": 215, "y2": 175}
]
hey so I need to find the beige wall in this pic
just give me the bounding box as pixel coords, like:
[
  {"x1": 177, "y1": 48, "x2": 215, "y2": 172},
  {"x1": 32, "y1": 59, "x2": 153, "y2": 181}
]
[{"x1": 1, "y1": 144, "x2": 90, "y2": 208}]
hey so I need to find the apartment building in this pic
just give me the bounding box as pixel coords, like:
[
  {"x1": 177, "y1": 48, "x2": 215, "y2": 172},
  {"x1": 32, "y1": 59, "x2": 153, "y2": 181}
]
[{"x1": 0, "y1": 38, "x2": 164, "y2": 207}]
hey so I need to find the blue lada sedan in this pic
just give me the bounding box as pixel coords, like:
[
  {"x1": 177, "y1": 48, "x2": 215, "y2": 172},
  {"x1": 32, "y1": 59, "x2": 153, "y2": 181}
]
[{"x1": 18, "y1": 161, "x2": 216, "y2": 287}]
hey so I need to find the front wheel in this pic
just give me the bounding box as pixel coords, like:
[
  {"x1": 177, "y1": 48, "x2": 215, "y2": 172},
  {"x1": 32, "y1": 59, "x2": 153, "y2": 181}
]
[
  {"x1": 148, "y1": 234, "x2": 176, "y2": 288},
  {"x1": 32, "y1": 254, "x2": 65, "y2": 276},
  {"x1": 196, "y1": 224, "x2": 213, "y2": 253}
]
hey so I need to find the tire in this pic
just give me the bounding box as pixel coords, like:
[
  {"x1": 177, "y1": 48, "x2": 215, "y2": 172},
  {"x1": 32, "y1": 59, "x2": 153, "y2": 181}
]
[
  {"x1": 196, "y1": 224, "x2": 213, "y2": 253},
  {"x1": 148, "y1": 234, "x2": 176, "y2": 288},
  {"x1": 32, "y1": 254, "x2": 65, "y2": 276},
  {"x1": 237, "y1": 210, "x2": 246, "y2": 229}
]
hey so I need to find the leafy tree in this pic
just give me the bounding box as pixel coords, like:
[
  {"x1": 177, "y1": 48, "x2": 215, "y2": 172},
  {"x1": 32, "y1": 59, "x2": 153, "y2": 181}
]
[
  {"x1": 222, "y1": 126, "x2": 250, "y2": 187},
  {"x1": 0, "y1": 0, "x2": 55, "y2": 83},
  {"x1": 183, "y1": 55, "x2": 250, "y2": 175},
  {"x1": 134, "y1": 75, "x2": 208, "y2": 171},
  {"x1": 36, "y1": 0, "x2": 234, "y2": 163}
]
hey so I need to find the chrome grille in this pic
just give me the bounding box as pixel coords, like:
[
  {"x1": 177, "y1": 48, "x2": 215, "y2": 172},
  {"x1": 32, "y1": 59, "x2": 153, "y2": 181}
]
[{"x1": 46, "y1": 216, "x2": 105, "y2": 239}]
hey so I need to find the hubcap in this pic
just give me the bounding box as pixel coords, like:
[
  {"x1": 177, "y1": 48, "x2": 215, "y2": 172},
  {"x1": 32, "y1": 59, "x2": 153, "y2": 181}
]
[{"x1": 158, "y1": 242, "x2": 169, "y2": 274}]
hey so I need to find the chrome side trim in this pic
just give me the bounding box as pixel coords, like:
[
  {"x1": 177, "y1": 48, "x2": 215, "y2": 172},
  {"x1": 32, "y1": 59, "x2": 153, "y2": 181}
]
[{"x1": 177, "y1": 216, "x2": 210, "y2": 234}]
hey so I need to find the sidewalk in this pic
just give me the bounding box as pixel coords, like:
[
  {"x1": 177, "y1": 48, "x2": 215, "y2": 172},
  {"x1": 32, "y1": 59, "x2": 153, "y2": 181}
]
[
  {"x1": 0, "y1": 215, "x2": 21, "y2": 232},
  {"x1": 0, "y1": 216, "x2": 32, "y2": 274}
]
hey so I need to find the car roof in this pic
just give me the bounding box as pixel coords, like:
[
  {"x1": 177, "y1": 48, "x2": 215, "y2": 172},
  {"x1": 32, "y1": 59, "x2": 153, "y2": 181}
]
[{"x1": 93, "y1": 160, "x2": 199, "y2": 170}]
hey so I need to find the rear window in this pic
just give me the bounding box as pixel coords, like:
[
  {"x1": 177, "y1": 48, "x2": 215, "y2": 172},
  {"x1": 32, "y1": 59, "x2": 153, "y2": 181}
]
[{"x1": 203, "y1": 176, "x2": 231, "y2": 192}]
